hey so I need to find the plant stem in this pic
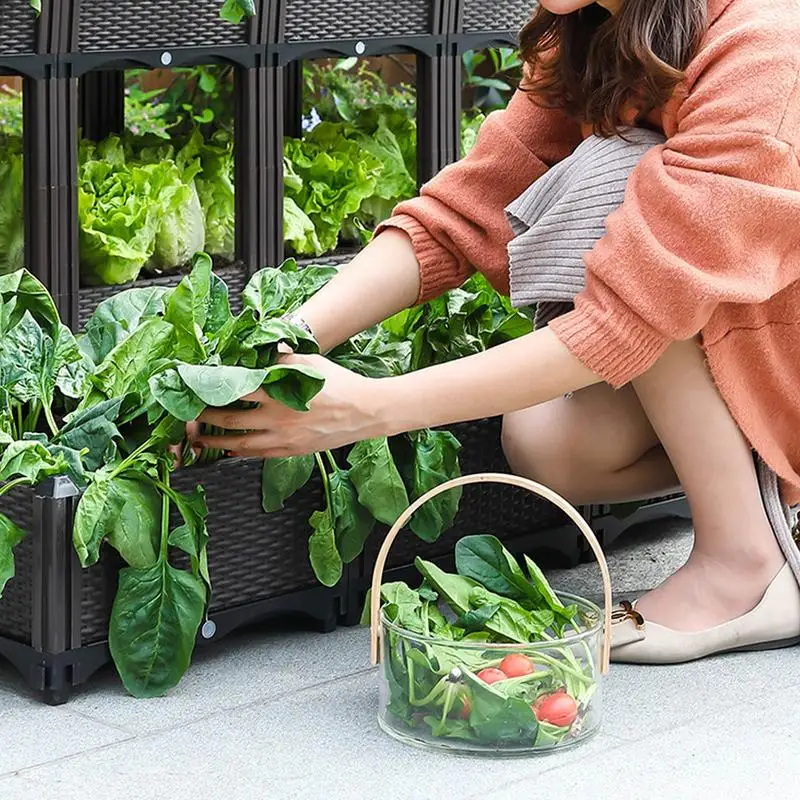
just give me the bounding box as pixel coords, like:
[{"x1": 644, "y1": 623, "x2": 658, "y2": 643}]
[
  {"x1": 159, "y1": 464, "x2": 170, "y2": 560},
  {"x1": 532, "y1": 651, "x2": 593, "y2": 686},
  {"x1": 323, "y1": 449, "x2": 338, "y2": 474},
  {"x1": 0, "y1": 476, "x2": 32, "y2": 497},
  {"x1": 109, "y1": 436, "x2": 157, "y2": 480},
  {"x1": 43, "y1": 403, "x2": 59, "y2": 437},
  {"x1": 14, "y1": 402, "x2": 22, "y2": 439},
  {"x1": 314, "y1": 452, "x2": 332, "y2": 511}
]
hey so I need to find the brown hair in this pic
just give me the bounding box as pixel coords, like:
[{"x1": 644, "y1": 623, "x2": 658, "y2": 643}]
[{"x1": 520, "y1": 0, "x2": 708, "y2": 135}]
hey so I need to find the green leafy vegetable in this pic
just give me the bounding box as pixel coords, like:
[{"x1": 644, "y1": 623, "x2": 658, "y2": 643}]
[
  {"x1": 347, "y1": 438, "x2": 409, "y2": 526},
  {"x1": 261, "y1": 455, "x2": 314, "y2": 513},
  {"x1": 109, "y1": 560, "x2": 206, "y2": 698}
]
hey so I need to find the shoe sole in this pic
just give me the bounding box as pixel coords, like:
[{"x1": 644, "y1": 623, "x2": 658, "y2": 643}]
[{"x1": 721, "y1": 635, "x2": 800, "y2": 655}]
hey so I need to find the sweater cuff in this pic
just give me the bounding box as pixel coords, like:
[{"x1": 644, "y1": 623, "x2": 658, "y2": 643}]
[
  {"x1": 375, "y1": 214, "x2": 471, "y2": 303},
  {"x1": 549, "y1": 296, "x2": 671, "y2": 389}
]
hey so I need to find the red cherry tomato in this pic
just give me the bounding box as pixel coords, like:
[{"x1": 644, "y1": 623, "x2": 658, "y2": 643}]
[
  {"x1": 533, "y1": 692, "x2": 579, "y2": 727},
  {"x1": 499, "y1": 654, "x2": 535, "y2": 678},
  {"x1": 477, "y1": 668, "x2": 508, "y2": 685}
]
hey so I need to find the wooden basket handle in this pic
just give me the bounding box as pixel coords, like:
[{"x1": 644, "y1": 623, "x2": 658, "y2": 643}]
[{"x1": 369, "y1": 472, "x2": 613, "y2": 674}]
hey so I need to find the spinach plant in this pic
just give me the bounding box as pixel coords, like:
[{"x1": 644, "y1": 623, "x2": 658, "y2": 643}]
[{"x1": 0, "y1": 256, "x2": 323, "y2": 698}]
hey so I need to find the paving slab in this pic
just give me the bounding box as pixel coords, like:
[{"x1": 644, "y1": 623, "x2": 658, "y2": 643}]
[
  {"x1": 0, "y1": 704, "x2": 130, "y2": 774},
  {"x1": 56, "y1": 624, "x2": 375, "y2": 736},
  {"x1": 1, "y1": 670, "x2": 623, "y2": 800},
  {"x1": 475, "y1": 689, "x2": 800, "y2": 800}
]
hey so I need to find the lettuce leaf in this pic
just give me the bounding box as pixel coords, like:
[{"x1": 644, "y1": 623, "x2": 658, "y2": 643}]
[{"x1": 0, "y1": 137, "x2": 24, "y2": 276}]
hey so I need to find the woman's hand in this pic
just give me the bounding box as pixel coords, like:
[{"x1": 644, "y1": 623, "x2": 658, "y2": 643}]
[{"x1": 192, "y1": 353, "x2": 390, "y2": 458}]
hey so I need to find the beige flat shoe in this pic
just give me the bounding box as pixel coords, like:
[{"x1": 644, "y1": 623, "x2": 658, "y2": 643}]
[{"x1": 610, "y1": 563, "x2": 800, "y2": 664}]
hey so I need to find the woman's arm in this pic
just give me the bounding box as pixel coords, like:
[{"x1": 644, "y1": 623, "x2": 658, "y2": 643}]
[
  {"x1": 377, "y1": 327, "x2": 599, "y2": 435},
  {"x1": 293, "y1": 229, "x2": 420, "y2": 353}
]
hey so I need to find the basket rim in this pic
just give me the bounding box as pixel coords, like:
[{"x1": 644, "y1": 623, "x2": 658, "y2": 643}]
[{"x1": 379, "y1": 590, "x2": 603, "y2": 650}]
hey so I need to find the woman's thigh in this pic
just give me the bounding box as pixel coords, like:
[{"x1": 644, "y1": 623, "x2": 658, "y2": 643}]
[{"x1": 501, "y1": 383, "x2": 662, "y2": 486}]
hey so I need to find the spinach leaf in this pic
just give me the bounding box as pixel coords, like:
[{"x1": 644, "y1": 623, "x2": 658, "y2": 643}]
[
  {"x1": 347, "y1": 437, "x2": 409, "y2": 525},
  {"x1": 406, "y1": 429, "x2": 461, "y2": 543},
  {"x1": 414, "y1": 558, "x2": 475, "y2": 614},
  {"x1": 176, "y1": 363, "x2": 265, "y2": 407},
  {"x1": 55, "y1": 397, "x2": 124, "y2": 470},
  {"x1": 0, "y1": 440, "x2": 69, "y2": 484},
  {"x1": 168, "y1": 485, "x2": 211, "y2": 591},
  {"x1": 329, "y1": 466, "x2": 374, "y2": 563},
  {"x1": 0, "y1": 512, "x2": 26, "y2": 598},
  {"x1": 463, "y1": 669, "x2": 539, "y2": 743},
  {"x1": 80, "y1": 286, "x2": 169, "y2": 364},
  {"x1": 261, "y1": 454, "x2": 314, "y2": 512},
  {"x1": 90, "y1": 318, "x2": 175, "y2": 400},
  {"x1": 523, "y1": 554, "x2": 575, "y2": 620},
  {"x1": 308, "y1": 508, "x2": 342, "y2": 587},
  {"x1": 73, "y1": 473, "x2": 161, "y2": 568},
  {"x1": 415, "y1": 558, "x2": 553, "y2": 643},
  {"x1": 0, "y1": 269, "x2": 60, "y2": 339},
  {"x1": 455, "y1": 603, "x2": 501, "y2": 632},
  {"x1": 109, "y1": 560, "x2": 206, "y2": 698},
  {"x1": 261, "y1": 363, "x2": 325, "y2": 412},
  {"x1": 242, "y1": 267, "x2": 292, "y2": 319},
  {"x1": 243, "y1": 318, "x2": 319, "y2": 362},
  {"x1": 163, "y1": 264, "x2": 210, "y2": 363},
  {"x1": 455, "y1": 534, "x2": 537, "y2": 604},
  {"x1": 205, "y1": 272, "x2": 233, "y2": 338},
  {"x1": 150, "y1": 368, "x2": 205, "y2": 422},
  {"x1": 56, "y1": 350, "x2": 94, "y2": 399}
]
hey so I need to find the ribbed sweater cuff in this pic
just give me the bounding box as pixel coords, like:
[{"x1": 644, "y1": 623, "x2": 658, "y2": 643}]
[
  {"x1": 375, "y1": 214, "x2": 467, "y2": 303},
  {"x1": 549, "y1": 301, "x2": 670, "y2": 389}
]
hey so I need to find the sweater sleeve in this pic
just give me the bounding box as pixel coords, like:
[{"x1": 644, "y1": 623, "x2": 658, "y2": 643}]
[
  {"x1": 376, "y1": 85, "x2": 582, "y2": 302},
  {"x1": 549, "y1": 4, "x2": 800, "y2": 388}
]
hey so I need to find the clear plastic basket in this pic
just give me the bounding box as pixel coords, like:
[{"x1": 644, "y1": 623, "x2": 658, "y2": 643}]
[{"x1": 369, "y1": 473, "x2": 613, "y2": 756}]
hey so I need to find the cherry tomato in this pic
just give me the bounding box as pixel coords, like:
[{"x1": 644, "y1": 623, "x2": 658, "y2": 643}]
[
  {"x1": 477, "y1": 668, "x2": 508, "y2": 685},
  {"x1": 533, "y1": 692, "x2": 579, "y2": 727},
  {"x1": 499, "y1": 654, "x2": 535, "y2": 678}
]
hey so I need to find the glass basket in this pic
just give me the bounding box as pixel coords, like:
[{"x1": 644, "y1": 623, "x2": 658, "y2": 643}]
[{"x1": 369, "y1": 473, "x2": 613, "y2": 757}]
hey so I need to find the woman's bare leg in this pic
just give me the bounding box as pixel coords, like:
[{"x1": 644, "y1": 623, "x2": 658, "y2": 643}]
[
  {"x1": 502, "y1": 383, "x2": 679, "y2": 505},
  {"x1": 631, "y1": 339, "x2": 785, "y2": 630}
]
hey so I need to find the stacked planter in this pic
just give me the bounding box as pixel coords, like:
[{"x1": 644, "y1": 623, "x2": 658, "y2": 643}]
[{"x1": 0, "y1": 1, "x2": 691, "y2": 703}]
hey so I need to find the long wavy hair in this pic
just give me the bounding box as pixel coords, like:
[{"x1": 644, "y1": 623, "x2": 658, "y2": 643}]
[{"x1": 520, "y1": 0, "x2": 708, "y2": 135}]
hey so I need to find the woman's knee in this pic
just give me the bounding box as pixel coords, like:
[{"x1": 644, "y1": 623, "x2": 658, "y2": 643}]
[{"x1": 501, "y1": 406, "x2": 589, "y2": 500}]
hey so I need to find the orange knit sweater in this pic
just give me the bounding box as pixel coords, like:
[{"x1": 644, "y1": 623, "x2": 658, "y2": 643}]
[{"x1": 379, "y1": 0, "x2": 800, "y2": 504}]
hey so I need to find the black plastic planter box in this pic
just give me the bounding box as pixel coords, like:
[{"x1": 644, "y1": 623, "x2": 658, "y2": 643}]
[
  {"x1": 0, "y1": 457, "x2": 345, "y2": 705},
  {"x1": 450, "y1": 0, "x2": 532, "y2": 49},
  {"x1": 60, "y1": 0, "x2": 268, "y2": 69},
  {"x1": 270, "y1": 0, "x2": 447, "y2": 63},
  {"x1": 0, "y1": 0, "x2": 59, "y2": 58},
  {"x1": 76, "y1": 261, "x2": 253, "y2": 329}
]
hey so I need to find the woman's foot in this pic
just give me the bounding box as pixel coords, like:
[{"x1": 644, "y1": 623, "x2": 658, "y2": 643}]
[{"x1": 634, "y1": 543, "x2": 786, "y2": 632}]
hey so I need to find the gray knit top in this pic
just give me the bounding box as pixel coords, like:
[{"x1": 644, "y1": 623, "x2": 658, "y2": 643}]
[{"x1": 505, "y1": 129, "x2": 667, "y2": 329}]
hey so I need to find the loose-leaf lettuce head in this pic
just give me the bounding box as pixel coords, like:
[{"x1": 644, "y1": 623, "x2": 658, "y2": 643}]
[
  {"x1": 78, "y1": 138, "x2": 163, "y2": 285},
  {"x1": 0, "y1": 137, "x2": 24, "y2": 276},
  {"x1": 283, "y1": 125, "x2": 381, "y2": 255},
  {"x1": 149, "y1": 166, "x2": 206, "y2": 271},
  {"x1": 195, "y1": 132, "x2": 235, "y2": 260}
]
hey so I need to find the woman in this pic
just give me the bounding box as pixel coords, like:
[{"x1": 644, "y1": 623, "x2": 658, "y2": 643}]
[{"x1": 197, "y1": 0, "x2": 800, "y2": 663}]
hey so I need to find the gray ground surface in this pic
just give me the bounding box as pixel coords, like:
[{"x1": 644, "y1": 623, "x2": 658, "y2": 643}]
[{"x1": 2, "y1": 520, "x2": 798, "y2": 800}]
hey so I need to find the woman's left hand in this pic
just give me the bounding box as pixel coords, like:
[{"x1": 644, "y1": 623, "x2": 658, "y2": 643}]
[{"x1": 193, "y1": 353, "x2": 389, "y2": 458}]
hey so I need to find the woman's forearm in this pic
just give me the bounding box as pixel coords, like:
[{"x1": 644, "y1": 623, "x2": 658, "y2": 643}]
[
  {"x1": 294, "y1": 229, "x2": 421, "y2": 352},
  {"x1": 376, "y1": 327, "x2": 601, "y2": 434}
]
